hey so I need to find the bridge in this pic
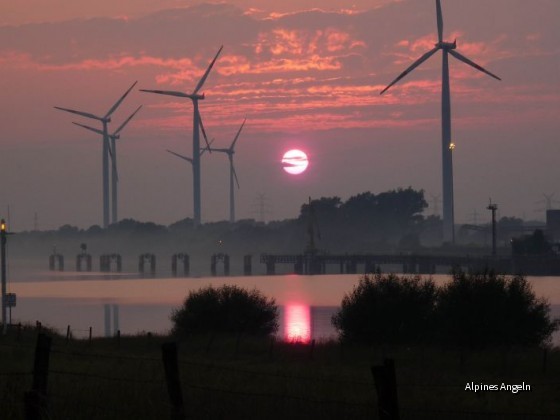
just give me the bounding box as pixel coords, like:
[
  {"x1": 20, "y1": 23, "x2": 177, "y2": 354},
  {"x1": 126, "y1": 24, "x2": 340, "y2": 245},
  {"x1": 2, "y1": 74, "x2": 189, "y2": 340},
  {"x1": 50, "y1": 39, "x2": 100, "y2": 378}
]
[{"x1": 259, "y1": 253, "x2": 513, "y2": 275}]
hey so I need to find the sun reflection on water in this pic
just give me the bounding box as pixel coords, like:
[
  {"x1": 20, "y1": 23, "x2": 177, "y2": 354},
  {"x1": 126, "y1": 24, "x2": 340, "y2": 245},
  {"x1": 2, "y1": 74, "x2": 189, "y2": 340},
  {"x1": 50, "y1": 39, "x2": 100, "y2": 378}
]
[{"x1": 284, "y1": 304, "x2": 311, "y2": 343}]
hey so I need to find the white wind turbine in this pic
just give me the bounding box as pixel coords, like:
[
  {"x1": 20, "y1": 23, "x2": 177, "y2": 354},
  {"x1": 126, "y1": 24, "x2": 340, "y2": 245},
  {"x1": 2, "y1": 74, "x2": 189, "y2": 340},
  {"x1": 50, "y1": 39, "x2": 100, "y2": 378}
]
[
  {"x1": 141, "y1": 46, "x2": 223, "y2": 227},
  {"x1": 54, "y1": 81, "x2": 138, "y2": 228},
  {"x1": 72, "y1": 105, "x2": 142, "y2": 224},
  {"x1": 380, "y1": 0, "x2": 501, "y2": 244},
  {"x1": 208, "y1": 119, "x2": 246, "y2": 223}
]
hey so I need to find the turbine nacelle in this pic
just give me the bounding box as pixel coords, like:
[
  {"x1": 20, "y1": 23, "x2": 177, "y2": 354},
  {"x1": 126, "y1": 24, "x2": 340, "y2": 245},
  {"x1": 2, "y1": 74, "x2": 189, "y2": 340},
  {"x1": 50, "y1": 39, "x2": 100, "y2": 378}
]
[
  {"x1": 436, "y1": 40, "x2": 457, "y2": 50},
  {"x1": 190, "y1": 93, "x2": 205, "y2": 100}
]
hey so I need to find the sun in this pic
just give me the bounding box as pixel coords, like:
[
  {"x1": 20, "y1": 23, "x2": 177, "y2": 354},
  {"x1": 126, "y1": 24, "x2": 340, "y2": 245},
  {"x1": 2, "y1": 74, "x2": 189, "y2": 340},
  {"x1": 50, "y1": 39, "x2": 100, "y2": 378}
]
[{"x1": 282, "y1": 149, "x2": 309, "y2": 175}]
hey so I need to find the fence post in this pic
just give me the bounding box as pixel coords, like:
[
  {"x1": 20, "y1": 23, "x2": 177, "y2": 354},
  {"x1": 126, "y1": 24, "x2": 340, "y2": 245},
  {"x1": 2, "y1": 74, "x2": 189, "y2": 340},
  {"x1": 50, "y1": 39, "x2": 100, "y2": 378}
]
[
  {"x1": 66, "y1": 325, "x2": 71, "y2": 344},
  {"x1": 371, "y1": 358, "x2": 400, "y2": 420},
  {"x1": 89, "y1": 327, "x2": 92, "y2": 345},
  {"x1": 308, "y1": 339, "x2": 316, "y2": 360},
  {"x1": 24, "y1": 333, "x2": 52, "y2": 420},
  {"x1": 161, "y1": 342, "x2": 186, "y2": 420}
]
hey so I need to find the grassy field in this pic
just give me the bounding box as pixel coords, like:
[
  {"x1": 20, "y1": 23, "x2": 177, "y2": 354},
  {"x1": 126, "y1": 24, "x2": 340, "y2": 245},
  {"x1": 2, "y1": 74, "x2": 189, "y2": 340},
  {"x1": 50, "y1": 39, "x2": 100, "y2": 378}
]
[{"x1": 1, "y1": 325, "x2": 559, "y2": 419}]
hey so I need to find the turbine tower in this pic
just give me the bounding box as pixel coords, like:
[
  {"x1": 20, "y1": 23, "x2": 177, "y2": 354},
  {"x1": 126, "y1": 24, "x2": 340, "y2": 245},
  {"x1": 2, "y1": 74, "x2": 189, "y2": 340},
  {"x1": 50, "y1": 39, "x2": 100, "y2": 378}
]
[
  {"x1": 166, "y1": 137, "x2": 214, "y2": 219},
  {"x1": 54, "y1": 81, "x2": 138, "y2": 228},
  {"x1": 72, "y1": 105, "x2": 142, "y2": 224},
  {"x1": 208, "y1": 119, "x2": 246, "y2": 223},
  {"x1": 141, "y1": 46, "x2": 223, "y2": 227},
  {"x1": 380, "y1": 0, "x2": 501, "y2": 243}
]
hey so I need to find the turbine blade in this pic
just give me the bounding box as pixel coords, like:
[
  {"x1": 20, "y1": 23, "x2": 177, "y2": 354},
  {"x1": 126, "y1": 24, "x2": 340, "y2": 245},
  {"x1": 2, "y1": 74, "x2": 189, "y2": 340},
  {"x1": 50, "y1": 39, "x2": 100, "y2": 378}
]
[
  {"x1": 230, "y1": 118, "x2": 246, "y2": 150},
  {"x1": 193, "y1": 45, "x2": 223, "y2": 95},
  {"x1": 380, "y1": 47, "x2": 440, "y2": 95},
  {"x1": 54, "y1": 106, "x2": 103, "y2": 121},
  {"x1": 200, "y1": 138, "x2": 215, "y2": 157},
  {"x1": 105, "y1": 81, "x2": 138, "y2": 119},
  {"x1": 112, "y1": 153, "x2": 119, "y2": 183},
  {"x1": 449, "y1": 50, "x2": 501, "y2": 81},
  {"x1": 231, "y1": 158, "x2": 240, "y2": 189},
  {"x1": 107, "y1": 140, "x2": 114, "y2": 161},
  {"x1": 114, "y1": 105, "x2": 142, "y2": 136},
  {"x1": 436, "y1": 0, "x2": 443, "y2": 43},
  {"x1": 72, "y1": 122, "x2": 103, "y2": 135},
  {"x1": 140, "y1": 89, "x2": 190, "y2": 98},
  {"x1": 167, "y1": 149, "x2": 193, "y2": 163},
  {"x1": 197, "y1": 109, "x2": 212, "y2": 153}
]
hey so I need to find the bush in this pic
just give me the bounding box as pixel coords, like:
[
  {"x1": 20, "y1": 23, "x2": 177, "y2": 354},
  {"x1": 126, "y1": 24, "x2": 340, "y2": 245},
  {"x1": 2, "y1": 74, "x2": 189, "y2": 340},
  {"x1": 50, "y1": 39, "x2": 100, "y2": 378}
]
[
  {"x1": 332, "y1": 271, "x2": 559, "y2": 348},
  {"x1": 332, "y1": 273, "x2": 437, "y2": 345},
  {"x1": 171, "y1": 285, "x2": 279, "y2": 337},
  {"x1": 437, "y1": 270, "x2": 559, "y2": 348}
]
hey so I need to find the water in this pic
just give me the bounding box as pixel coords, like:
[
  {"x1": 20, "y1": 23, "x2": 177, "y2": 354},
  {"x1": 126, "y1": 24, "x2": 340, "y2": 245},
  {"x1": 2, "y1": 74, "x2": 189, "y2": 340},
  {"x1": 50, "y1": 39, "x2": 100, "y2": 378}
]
[{"x1": 6, "y1": 270, "x2": 560, "y2": 344}]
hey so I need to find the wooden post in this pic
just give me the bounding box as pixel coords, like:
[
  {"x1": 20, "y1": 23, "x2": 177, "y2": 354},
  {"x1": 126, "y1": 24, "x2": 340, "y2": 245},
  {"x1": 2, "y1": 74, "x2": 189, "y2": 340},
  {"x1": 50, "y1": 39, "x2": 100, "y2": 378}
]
[
  {"x1": 161, "y1": 342, "x2": 186, "y2": 420},
  {"x1": 24, "y1": 333, "x2": 52, "y2": 420},
  {"x1": 116, "y1": 330, "x2": 121, "y2": 348},
  {"x1": 88, "y1": 327, "x2": 92, "y2": 345},
  {"x1": 371, "y1": 358, "x2": 400, "y2": 420},
  {"x1": 65, "y1": 325, "x2": 71, "y2": 344},
  {"x1": 308, "y1": 339, "x2": 316, "y2": 360}
]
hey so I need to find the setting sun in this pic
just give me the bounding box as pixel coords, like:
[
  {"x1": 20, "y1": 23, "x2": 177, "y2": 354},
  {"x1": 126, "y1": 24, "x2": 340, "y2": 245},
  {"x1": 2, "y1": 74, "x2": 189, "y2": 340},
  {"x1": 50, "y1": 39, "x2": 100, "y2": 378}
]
[{"x1": 282, "y1": 149, "x2": 309, "y2": 175}]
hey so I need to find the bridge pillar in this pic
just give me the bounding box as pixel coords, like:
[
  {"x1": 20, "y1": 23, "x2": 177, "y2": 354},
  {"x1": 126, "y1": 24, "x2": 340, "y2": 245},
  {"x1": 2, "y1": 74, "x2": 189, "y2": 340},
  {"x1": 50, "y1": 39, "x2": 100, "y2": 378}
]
[
  {"x1": 49, "y1": 254, "x2": 64, "y2": 271},
  {"x1": 266, "y1": 261, "x2": 275, "y2": 275},
  {"x1": 211, "y1": 255, "x2": 217, "y2": 276},
  {"x1": 243, "y1": 255, "x2": 252, "y2": 276}
]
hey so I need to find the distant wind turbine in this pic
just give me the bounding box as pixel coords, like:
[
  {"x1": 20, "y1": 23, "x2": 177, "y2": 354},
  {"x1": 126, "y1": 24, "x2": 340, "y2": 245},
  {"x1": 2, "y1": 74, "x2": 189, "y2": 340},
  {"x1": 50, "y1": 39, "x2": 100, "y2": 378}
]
[
  {"x1": 72, "y1": 105, "x2": 142, "y2": 224},
  {"x1": 54, "y1": 81, "x2": 138, "y2": 228},
  {"x1": 141, "y1": 46, "x2": 223, "y2": 227},
  {"x1": 380, "y1": 0, "x2": 501, "y2": 244},
  {"x1": 209, "y1": 119, "x2": 246, "y2": 223}
]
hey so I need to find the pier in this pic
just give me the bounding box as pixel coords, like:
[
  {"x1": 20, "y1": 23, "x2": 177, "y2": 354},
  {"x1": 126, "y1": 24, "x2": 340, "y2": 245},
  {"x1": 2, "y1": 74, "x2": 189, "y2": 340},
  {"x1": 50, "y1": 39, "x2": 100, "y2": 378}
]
[{"x1": 260, "y1": 253, "x2": 513, "y2": 275}]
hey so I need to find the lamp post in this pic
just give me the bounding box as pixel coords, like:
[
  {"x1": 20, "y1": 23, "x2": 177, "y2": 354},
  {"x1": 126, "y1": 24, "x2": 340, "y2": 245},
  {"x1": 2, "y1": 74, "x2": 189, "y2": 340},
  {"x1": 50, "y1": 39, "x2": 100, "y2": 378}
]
[
  {"x1": 1, "y1": 219, "x2": 7, "y2": 335},
  {"x1": 487, "y1": 202, "x2": 498, "y2": 257}
]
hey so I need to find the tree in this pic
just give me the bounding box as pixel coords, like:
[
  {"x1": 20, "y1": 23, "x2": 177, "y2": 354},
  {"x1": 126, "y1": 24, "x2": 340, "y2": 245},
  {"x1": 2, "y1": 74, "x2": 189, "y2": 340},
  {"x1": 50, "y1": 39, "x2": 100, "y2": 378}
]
[
  {"x1": 332, "y1": 273, "x2": 437, "y2": 345},
  {"x1": 511, "y1": 230, "x2": 553, "y2": 256},
  {"x1": 437, "y1": 270, "x2": 559, "y2": 348},
  {"x1": 171, "y1": 285, "x2": 279, "y2": 337}
]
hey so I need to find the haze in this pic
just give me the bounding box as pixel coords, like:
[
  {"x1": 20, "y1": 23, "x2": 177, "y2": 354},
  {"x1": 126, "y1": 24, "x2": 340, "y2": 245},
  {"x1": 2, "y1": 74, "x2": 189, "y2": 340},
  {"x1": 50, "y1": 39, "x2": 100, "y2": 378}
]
[{"x1": 1, "y1": 0, "x2": 559, "y2": 230}]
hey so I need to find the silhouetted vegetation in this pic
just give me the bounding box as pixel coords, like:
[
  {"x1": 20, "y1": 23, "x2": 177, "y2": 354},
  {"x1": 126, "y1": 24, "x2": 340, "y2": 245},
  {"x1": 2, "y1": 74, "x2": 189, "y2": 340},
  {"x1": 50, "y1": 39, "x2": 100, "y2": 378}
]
[
  {"x1": 511, "y1": 229, "x2": 554, "y2": 256},
  {"x1": 332, "y1": 273, "x2": 437, "y2": 345},
  {"x1": 333, "y1": 271, "x2": 559, "y2": 348},
  {"x1": 438, "y1": 270, "x2": 559, "y2": 348},
  {"x1": 171, "y1": 285, "x2": 279, "y2": 337}
]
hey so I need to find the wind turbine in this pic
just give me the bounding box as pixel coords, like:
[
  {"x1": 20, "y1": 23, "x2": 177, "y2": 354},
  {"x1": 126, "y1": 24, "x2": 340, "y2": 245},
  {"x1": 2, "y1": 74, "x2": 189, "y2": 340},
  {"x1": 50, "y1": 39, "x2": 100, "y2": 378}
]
[
  {"x1": 72, "y1": 105, "x2": 142, "y2": 224},
  {"x1": 380, "y1": 0, "x2": 501, "y2": 244},
  {"x1": 166, "y1": 137, "x2": 214, "y2": 219},
  {"x1": 141, "y1": 46, "x2": 223, "y2": 227},
  {"x1": 208, "y1": 119, "x2": 246, "y2": 223},
  {"x1": 54, "y1": 81, "x2": 138, "y2": 228}
]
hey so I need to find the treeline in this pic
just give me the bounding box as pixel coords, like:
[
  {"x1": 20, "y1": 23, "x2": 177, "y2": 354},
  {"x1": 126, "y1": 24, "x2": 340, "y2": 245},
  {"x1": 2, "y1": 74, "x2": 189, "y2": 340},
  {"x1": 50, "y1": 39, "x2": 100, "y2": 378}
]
[
  {"x1": 10, "y1": 187, "x2": 550, "y2": 259},
  {"x1": 12, "y1": 188, "x2": 439, "y2": 258}
]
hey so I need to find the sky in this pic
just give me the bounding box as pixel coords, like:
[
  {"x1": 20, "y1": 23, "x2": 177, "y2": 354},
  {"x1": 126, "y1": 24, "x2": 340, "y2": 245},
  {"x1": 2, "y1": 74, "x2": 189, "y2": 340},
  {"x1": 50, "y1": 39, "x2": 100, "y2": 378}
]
[{"x1": 0, "y1": 0, "x2": 559, "y2": 231}]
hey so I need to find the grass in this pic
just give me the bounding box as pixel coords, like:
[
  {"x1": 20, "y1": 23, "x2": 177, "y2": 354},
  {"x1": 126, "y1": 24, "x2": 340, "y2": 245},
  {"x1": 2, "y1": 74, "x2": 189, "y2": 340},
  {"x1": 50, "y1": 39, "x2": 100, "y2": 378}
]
[{"x1": 1, "y1": 325, "x2": 560, "y2": 419}]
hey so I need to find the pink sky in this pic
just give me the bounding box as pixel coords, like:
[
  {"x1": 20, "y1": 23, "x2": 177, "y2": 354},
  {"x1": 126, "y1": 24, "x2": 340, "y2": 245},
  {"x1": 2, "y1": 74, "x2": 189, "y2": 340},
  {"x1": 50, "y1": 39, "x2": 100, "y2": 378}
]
[{"x1": 1, "y1": 0, "x2": 559, "y2": 230}]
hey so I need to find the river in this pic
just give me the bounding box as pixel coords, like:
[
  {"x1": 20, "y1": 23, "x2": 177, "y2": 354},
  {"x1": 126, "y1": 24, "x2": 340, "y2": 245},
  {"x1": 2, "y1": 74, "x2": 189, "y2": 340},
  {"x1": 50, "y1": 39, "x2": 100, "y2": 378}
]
[{"x1": 5, "y1": 269, "x2": 560, "y2": 345}]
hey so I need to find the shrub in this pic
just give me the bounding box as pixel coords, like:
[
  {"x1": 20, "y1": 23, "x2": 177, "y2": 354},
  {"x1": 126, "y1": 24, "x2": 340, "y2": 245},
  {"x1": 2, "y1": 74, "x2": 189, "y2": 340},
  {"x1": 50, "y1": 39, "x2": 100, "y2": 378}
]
[
  {"x1": 171, "y1": 285, "x2": 279, "y2": 337},
  {"x1": 332, "y1": 273, "x2": 437, "y2": 344},
  {"x1": 437, "y1": 270, "x2": 559, "y2": 348}
]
